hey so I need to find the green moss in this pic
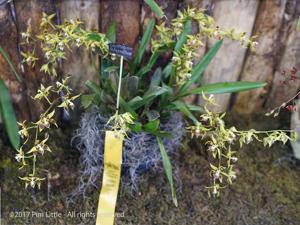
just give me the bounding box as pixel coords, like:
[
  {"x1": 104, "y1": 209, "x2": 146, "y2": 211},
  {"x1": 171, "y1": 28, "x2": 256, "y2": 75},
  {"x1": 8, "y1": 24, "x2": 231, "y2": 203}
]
[{"x1": 0, "y1": 113, "x2": 300, "y2": 225}]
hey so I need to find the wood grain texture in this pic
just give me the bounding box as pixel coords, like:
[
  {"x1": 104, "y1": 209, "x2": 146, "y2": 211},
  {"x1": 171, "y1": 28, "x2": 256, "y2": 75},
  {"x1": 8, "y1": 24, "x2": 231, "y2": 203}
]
[
  {"x1": 0, "y1": 1, "x2": 29, "y2": 121},
  {"x1": 101, "y1": 0, "x2": 140, "y2": 50},
  {"x1": 14, "y1": 0, "x2": 55, "y2": 120},
  {"x1": 59, "y1": 0, "x2": 100, "y2": 92},
  {"x1": 266, "y1": 0, "x2": 300, "y2": 108},
  {"x1": 234, "y1": 0, "x2": 287, "y2": 113},
  {"x1": 202, "y1": 0, "x2": 259, "y2": 111}
]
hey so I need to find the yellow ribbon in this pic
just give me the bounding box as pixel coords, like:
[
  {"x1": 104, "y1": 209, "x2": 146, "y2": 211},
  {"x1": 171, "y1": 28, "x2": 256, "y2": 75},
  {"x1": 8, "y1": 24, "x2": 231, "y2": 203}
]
[{"x1": 96, "y1": 131, "x2": 124, "y2": 225}]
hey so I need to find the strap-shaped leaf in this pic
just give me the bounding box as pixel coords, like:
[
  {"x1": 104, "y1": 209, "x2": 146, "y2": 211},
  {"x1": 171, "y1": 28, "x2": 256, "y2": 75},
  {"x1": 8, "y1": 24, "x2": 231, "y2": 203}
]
[
  {"x1": 150, "y1": 67, "x2": 162, "y2": 87},
  {"x1": 144, "y1": 0, "x2": 164, "y2": 18},
  {"x1": 106, "y1": 21, "x2": 117, "y2": 43},
  {"x1": 100, "y1": 22, "x2": 117, "y2": 79},
  {"x1": 0, "y1": 46, "x2": 22, "y2": 82},
  {"x1": 177, "y1": 39, "x2": 223, "y2": 97},
  {"x1": 184, "y1": 81, "x2": 266, "y2": 97},
  {"x1": 134, "y1": 19, "x2": 155, "y2": 67},
  {"x1": 129, "y1": 86, "x2": 168, "y2": 110},
  {"x1": 86, "y1": 80, "x2": 101, "y2": 95},
  {"x1": 143, "y1": 86, "x2": 168, "y2": 102},
  {"x1": 0, "y1": 78, "x2": 20, "y2": 150},
  {"x1": 128, "y1": 96, "x2": 144, "y2": 108},
  {"x1": 185, "y1": 104, "x2": 204, "y2": 112},
  {"x1": 162, "y1": 63, "x2": 173, "y2": 79},
  {"x1": 174, "y1": 20, "x2": 192, "y2": 51},
  {"x1": 136, "y1": 51, "x2": 159, "y2": 76},
  {"x1": 119, "y1": 97, "x2": 138, "y2": 118},
  {"x1": 172, "y1": 101, "x2": 198, "y2": 124},
  {"x1": 157, "y1": 136, "x2": 178, "y2": 206},
  {"x1": 144, "y1": 119, "x2": 160, "y2": 132},
  {"x1": 167, "y1": 20, "x2": 192, "y2": 84}
]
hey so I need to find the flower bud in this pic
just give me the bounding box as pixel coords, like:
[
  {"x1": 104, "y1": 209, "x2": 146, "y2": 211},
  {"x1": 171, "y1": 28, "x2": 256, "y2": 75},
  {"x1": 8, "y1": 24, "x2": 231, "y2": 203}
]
[
  {"x1": 30, "y1": 179, "x2": 36, "y2": 188},
  {"x1": 213, "y1": 171, "x2": 220, "y2": 179},
  {"x1": 195, "y1": 128, "x2": 201, "y2": 137},
  {"x1": 212, "y1": 187, "x2": 217, "y2": 195},
  {"x1": 231, "y1": 174, "x2": 237, "y2": 180},
  {"x1": 231, "y1": 157, "x2": 238, "y2": 163}
]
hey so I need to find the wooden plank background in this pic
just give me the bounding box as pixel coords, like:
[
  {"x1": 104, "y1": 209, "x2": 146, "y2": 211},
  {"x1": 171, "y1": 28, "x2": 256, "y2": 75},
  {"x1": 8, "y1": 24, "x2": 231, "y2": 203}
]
[{"x1": 0, "y1": 0, "x2": 300, "y2": 121}]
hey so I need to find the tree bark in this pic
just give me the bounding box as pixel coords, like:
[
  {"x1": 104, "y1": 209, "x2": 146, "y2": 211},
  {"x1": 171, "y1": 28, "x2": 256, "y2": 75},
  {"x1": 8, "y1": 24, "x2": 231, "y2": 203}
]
[
  {"x1": 266, "y1": 0, "x2": 300, "y2": 108},
  {"x1": 0, "y1": 1, "x2": 29, "y2": 121},
  {"x1": 101, "y1": 0, "x2": 140, "y2": 51},
  {"x1": 234, "y1": 0, "x2": 288, "y2": 113},
  {"x1": 59, "y1": 0, "x2": 100, "y2": 92},
  {"x1": 202, "y1": 0, "x2": 259, "y2": 111},
  {"x1": 14, "y1": 0, "x2": 55, "y2": 120}
]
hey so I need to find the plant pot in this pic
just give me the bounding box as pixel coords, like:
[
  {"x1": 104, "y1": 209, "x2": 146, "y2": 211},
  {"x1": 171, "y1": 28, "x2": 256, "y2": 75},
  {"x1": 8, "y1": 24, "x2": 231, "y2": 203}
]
[{"x1": 71, "y1": 108, "x2": 185, "y2": 196}]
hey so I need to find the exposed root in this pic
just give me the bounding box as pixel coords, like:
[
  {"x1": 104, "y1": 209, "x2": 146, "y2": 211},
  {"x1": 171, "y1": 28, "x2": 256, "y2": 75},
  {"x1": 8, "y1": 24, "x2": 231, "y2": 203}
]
[{"x1": 68, "y1": 108, "x2": 185, "y2": 201}]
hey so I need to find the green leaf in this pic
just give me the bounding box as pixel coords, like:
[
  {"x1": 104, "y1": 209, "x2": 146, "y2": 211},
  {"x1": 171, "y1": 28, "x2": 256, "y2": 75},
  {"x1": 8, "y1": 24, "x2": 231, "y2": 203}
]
[
  {"x1": 134, "y1": 19, "x2": 155, "y2": 68},
  {"x1": 159, "y1": 82, "x2": 173, "y2": 109},
  {"x1": 144, "y1": 119, "x2": 160, "y2": 132},
  {"x1": 0, "y1": 78, "x2": 20, "y2": 150},
  {"x1": 143, "y1": 86, "x2": 168, "y2": 105},
  {"x1": 150, "y1": 67, "x2": 162, "y2": 87},
  {"x1": 185, "y1": 81, "x2": 266, "y2": 96},
  {"x1": 122, "y1": 76, "x2": 139, "y2": 99},
  {"x1": 172, "y1": 101, "x2": 198, "y2": 124},
  {"x1": 144, "y1": 0, "x2": 164, "y2": 18},
  {"x1": 100, "y1": 58, "x2": 113, "y2": 79},
  {"x1": 157, "y1": 137, "x2": 178, "y2": 206},
  {"x1": 100, "y1": 20, "x2": 120, "y2": 78},
  {"x1": 144, "y1": 85, "x2": 168, "y2": 99},
  {"x1": 128, "y1": 96, "x2": 144, "y2": 109},
  {"x1": 162, "y1": 63, "x2": 173, "y2": 78},
  {"x1": 99, "y1": 23, "x2": 117, "y2": 78},
  {"x1": 0, "y1": 46, "x2": 22, "y2": 82},
  {"x1": 128, "y1": 86, "x2": 168, "y2": 110},
  {"x1": 136, "y1": 51, "x2": 159, "y2": 76},
  {"x1": 177, "y1": 39, "x2": 223, "y2": 97},
  {"x1": 85, "y1": 80, "x2": 101, "y2": 96},
  {"x1": 119, "y1": 97, "x2": 138, "y2": 118},
  {"x1": 104, "y1": 65, "x2": 118, "y2": 73},
  {"x1": 151, "y1": 130, "x2": 172, "y2": 137},
  {"x1": 81, "y1": 94, "x2": 95, "y2": 109},
  {"x1": 128, "y1": 122, "x2": 143, "y2": 132},
  {"x1": 185, "y1": 104, "x2": 204, "y2": 112},
  {"x1": 108, "y1": 72, "x2": 119, "y2": 92},
  {"x1": 168, "y1": 20, "x2": 192, "y2": 85},
  {"x1": 174, "y1": 20, "x2": 192, "y2": 51},
  {"x1": 87, "y1": 33, "x2": 102, "y2": 41},
  {"x1": 106, "y1": 21, "x2": 117, "y2": 43}
]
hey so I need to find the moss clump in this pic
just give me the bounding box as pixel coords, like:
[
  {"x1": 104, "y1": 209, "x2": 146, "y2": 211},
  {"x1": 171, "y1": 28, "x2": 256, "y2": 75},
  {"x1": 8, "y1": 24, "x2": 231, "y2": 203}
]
[{"x1": 0, "y1": 113, "x2": 300, "y2": 225}]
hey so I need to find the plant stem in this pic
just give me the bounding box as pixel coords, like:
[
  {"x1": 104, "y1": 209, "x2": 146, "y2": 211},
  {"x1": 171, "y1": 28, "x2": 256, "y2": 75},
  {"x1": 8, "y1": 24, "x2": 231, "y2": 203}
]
[
  {"x1": 236, "y1": 129, "x2": 293, "y2": 134},
  {"x1": 116, "y1": 56, "x2": 124, "y2": 113},
  {"x1": 32, "y1": 154, "x2": 36, "y2": 176}
]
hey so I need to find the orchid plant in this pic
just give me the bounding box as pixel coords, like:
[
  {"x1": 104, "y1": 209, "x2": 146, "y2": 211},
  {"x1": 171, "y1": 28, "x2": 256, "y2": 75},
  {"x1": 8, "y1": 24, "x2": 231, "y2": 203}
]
[{"x1": 15, "y1": 1, "x2": 295, "y2": 204}]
